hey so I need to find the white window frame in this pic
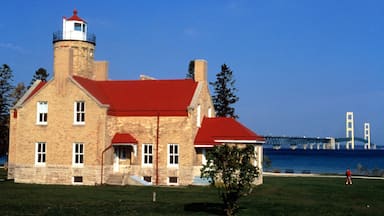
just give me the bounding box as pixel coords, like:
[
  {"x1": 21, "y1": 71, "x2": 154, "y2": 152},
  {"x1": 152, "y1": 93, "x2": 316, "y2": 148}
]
[
  {"x1": 36, "y1": 101, "x2": 48, "y2": 125},
  {"x1": 74, "y1": 101, "x2": 85, "y2": 125},
  {"x1": 72, "y1": 143, "x2": 84, "y2": 167},
  {"x1": 142, "y1": 144, "x2": 153, "y2": 166},
  {"x1": 168, "y1": 144, "x2": 179, "y2": 167},
  {"x1": 35, "y1": 142, "x2": 46, "y2": 166}
]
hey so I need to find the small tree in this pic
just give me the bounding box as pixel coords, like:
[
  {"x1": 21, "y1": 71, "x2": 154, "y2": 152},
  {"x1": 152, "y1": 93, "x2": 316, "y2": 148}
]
[
  {"x1": 210, "y1": 64, "x2": 239, "y2": 118},
  {"x1": 201, "y1": 144, "x2": 260, "y2": 216},
  {"x1": 28, "y1": 67, "x2": 49, "y2": 88}
]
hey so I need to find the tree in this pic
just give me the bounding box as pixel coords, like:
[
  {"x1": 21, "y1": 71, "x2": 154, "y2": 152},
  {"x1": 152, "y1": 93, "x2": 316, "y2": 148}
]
[
  {"x1": 201, "y1": 144, "x2": 260, "y2": 216},
  {"x1": 10, "y1": 82, "x2": 26, "y2": 106},
  {"x1": 186, "y1": 60, "x2": 194, "y2": 79},
  {"x1": 28, "y1": 67, "x2": 49, "y2": 88},
  {"x1": 0, "y1": 64, "x2": 14, "y2": 156},
  {"x1": 210, "y1": 64, "x2": 239, "y2": 118}
]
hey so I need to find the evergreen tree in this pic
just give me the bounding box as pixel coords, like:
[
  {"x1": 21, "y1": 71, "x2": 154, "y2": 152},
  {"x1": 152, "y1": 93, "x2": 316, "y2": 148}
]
[
  {"x1": 10, "y1": 82, "x2": 26, "y2": 106},
  {"x1": 210, "y1": 64, "x2": 239, "y2": 118},
  {"x1": 29, "y1": 67, "x2": 49, "y2": 88},
  {"x1": 0, "y1": 64, "x2": 14, "y2": 120},
  {"x1": 0, "y1": 64, "x2": 14, "y2": 156},
  {"x1": 186, "y1": 60, "x2": 194, "y2": 79}
]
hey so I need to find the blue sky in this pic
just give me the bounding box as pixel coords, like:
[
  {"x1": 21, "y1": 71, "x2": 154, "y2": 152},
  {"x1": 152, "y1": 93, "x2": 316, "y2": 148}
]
[{"x1": 1, "y1": 1, "x2": 384, "y2": 147}]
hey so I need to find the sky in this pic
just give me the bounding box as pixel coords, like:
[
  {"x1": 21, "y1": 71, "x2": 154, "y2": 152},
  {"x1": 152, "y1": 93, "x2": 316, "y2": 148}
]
[{"x1": 1, "y1": 0, "x2": 384, "y2": 147}]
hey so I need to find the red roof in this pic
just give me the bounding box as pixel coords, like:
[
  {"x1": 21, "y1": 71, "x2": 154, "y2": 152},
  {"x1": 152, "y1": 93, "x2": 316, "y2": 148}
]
[
  {"x1": 73, "y1": 76, "x2": 198, "y2": 116},
  {"x1": 194, "y1": 117, "x2": 265, "y2": 146},
  {"x1": 66, "y1": 9, "x2": 86, "y2": 22},
  {"x1": 24, "y1": 81, "x2": 47, "y2": 102},
  {"x1": 112, "y1": 133, "x2": 138, "y2": 144}
]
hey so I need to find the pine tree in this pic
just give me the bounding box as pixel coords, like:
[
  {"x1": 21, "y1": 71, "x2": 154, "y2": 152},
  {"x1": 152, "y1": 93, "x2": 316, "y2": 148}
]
[
  {"x1": 186, "y1": 60, "x2": 194, "y2": 79},
  {"x1": 10, "y1": 82, "x2": 26, "y2": 106},
  {"x1": 0, "y1": 64, "x2": 14, "y2": 156},
  {"x1": 28, "y1": 67, "x2": 49, "y2": 88},
  {"x1": 210, "y1": 64, "x2": 239, "y2": 118}
]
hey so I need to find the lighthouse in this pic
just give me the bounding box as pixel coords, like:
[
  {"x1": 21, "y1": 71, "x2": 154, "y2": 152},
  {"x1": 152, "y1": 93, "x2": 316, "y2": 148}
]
[{"x1": 52, "y1": 9, "x2": 99, "y2": 82}]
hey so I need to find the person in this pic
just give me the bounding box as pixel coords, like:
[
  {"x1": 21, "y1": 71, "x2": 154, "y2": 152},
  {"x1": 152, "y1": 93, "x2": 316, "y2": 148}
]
[{"x1": 345, "y1": 168, "x2": 352, "y2": 185}]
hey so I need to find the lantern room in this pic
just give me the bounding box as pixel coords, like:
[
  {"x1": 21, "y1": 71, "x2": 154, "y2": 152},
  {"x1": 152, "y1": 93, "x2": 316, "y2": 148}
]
[{"x1": 53, "y1": 9, "x2": 96, "y2": 45}]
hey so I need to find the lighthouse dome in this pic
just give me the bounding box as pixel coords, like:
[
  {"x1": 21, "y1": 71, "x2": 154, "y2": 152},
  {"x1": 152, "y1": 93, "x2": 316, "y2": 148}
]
[{"x1": 53, "y1": 9, "x2": 96, "y2": 45}]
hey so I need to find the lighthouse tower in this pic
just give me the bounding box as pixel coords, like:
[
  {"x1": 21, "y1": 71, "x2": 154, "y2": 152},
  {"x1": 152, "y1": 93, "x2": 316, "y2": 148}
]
[{"x1": 53, "y1": 9, "x2": 104, "y2": 83}]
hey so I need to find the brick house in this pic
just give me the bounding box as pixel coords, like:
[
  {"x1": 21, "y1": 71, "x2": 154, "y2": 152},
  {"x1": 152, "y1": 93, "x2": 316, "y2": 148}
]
[{"x1": 7, "y1": 10, "x2": 265, "y2": 186}]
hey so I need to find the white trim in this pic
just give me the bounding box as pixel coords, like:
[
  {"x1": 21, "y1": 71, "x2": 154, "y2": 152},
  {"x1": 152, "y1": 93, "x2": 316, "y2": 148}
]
[
  {"x1": 214, "y1": 139, "x2": 265, "y2": 144},
  {"x1": 142, "y1": 144, "x2": 153, "y2": 167},
  {"x1": 36, "y1": 101, "x2": 48, "y2": 125},
  {"x1": 73, "y1": 101, "x2": 86, "y2": 125},
  {"x1": 196, "y1": 104, "x2": 201, "y2": 128},
  {"x1": 202, "y1": 148, "x2": 207, "y2": 165},
  {"x1": 35, "y1": 142, "x2": 46, "y2": 166},
  {"x1": 194, "y1": 144, "x2": 214, "y2": 148},
  {"x1": 167, "y1": 144, "x2": 179, "y2": 168},
  {"x1": 72, "y1": 143, "x2": 84, "y2": 168}
]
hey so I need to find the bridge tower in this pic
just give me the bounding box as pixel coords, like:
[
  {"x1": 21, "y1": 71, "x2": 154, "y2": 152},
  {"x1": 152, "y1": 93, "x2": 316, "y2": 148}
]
[
  {"x1": 346, "y1": 112, "x2": 355, "y2": 150},
  {"x1": 364, "y1": 123, "x2": 371, "y2": 149}
]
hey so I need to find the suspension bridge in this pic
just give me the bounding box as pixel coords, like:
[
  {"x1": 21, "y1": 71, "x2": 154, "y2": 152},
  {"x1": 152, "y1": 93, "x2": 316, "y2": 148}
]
[{"x1": 263, "y1": 112, "x2": 376, "y2": 150}]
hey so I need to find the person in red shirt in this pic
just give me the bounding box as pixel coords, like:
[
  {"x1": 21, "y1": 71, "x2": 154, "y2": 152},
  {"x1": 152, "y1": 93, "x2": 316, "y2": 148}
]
[{"x1": 345, "y1": 168, "x2": 352, "y2": 185}]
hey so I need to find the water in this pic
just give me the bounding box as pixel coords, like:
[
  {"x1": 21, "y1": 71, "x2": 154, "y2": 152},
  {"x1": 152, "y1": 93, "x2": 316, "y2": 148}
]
[{"x1": 263, "y1": 148, "x2": 384, "y2": 175}]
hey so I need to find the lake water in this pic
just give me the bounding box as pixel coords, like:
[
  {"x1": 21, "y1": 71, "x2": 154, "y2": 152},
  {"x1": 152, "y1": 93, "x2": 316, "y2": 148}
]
[{"x1": 263, "y1": 148, "x2": 384, "y2": 175}]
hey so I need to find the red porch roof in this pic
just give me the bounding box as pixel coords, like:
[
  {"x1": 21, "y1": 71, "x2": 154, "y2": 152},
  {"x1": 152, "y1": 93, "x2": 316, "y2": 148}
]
[
  {"x1": 194, "y1": 117, "x2": 265, "y2": 147},
  {"x1": 112, "y1": 133, "x2": 138, "y2": 144},
  {"x1": 73, "y1": 76, "x2": 197, "y2": 116}
]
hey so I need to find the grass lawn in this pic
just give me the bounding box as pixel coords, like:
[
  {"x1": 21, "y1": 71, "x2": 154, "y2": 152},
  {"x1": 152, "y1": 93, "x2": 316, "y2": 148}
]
[{"x1": 1, "y1": 169, "x2": 383, "y2": 215}]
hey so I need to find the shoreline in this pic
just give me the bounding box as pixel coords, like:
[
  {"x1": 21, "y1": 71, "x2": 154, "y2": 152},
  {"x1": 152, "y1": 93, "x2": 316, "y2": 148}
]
[{"x1": 263, "y1": 172, "x2": 384, "y2": 180}]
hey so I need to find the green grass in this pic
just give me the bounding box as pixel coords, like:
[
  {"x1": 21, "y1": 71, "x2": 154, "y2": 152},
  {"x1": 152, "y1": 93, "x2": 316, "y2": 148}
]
[{"x1": 1, "y1": 171, "x2": 383, "y2": 215}]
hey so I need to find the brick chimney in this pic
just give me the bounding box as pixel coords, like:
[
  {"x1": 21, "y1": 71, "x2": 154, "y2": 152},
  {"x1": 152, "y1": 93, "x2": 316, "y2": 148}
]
[{"x1": 194, "y1": 59, "x2": 207, "y2": 82}]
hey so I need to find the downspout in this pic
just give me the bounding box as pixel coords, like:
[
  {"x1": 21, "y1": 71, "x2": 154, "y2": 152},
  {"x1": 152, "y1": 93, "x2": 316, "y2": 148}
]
[
  {"x1": 100, "y1": 143, "x2": 113, "y2": 185},
  {"x1": 156, "y1": 113, "x2": 160, "y2": 185}
]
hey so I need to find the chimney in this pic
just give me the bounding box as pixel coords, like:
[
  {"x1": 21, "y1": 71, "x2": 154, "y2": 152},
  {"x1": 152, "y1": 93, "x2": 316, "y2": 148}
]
[
  {"x1": 194, "y1": 59, "x2": 207, "y2": 82},
  {"x1": 53, "y1": 46, "x2": 73, "y2": 94},
  {"x1": 94, "y1": 61, "x2": 109, "y2": 80}
]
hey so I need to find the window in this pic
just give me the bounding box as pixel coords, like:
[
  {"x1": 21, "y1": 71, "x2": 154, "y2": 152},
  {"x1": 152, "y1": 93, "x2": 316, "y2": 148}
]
[
  {"x1": 74, "y1": 23, "x2": 82, "y2": 31},
  {"x1": 73, "y1": 143, "x2": 84, "y2": 167},
  {"x1": 35, "y1": 142, "x2": 46, "y2": 165},
  {"x1": 37, "y1": 101, "x2": 48, "y2": 124},
  {"x1": 73, "y1": 176, "x2": 83, "y2": 184},
  {"x1": 168, "y1": 144, "x2": 179, "y2": 166},
  {"x1": 143, "y1": 144, "x2": 153, "y2": 165},
  {"x1": 74, "y1": 101, "x2": 85, "y2": 124},
  {"x1": 143, "y1": 176, "x2": 152, "y2": 183},
  {"x1": 168, "y1": 176, "x2": 178, "y2": 185}
]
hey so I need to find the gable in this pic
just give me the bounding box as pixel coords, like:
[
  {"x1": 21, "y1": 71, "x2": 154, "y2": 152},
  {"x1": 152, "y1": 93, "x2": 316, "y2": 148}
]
[{"x1": 73, "y1": 76, "x2": 198, "y2": 116}]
